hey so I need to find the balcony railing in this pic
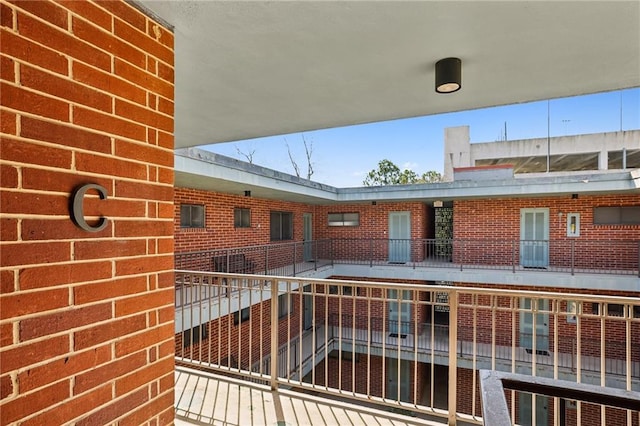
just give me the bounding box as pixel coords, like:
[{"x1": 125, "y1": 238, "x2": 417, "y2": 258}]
[
  {"x1": 175, "y1": 270, "x2": 640, "y2": 425},
  {"x1": 174, "y1": 238, "x2": 640, "y2": 277}
]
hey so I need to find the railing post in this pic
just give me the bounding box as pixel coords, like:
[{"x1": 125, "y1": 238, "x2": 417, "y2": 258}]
[
  {"x1": 270, "y1": 280, "x2": 279, "y2": 390},
  {"x1": 448, "y1": 290, "x2": 458, "y2": 426},
  {"x1": 571, "y1": 239, "x2": 575, "y2": 276},
  {"x1": 265, "y1": 245, "x2": 268, "y2": 275},
  {"x1": 293, "y1": 243, "x2": 297, "y2": 276}
]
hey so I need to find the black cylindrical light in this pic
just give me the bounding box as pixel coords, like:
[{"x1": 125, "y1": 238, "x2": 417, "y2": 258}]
[{"x1": 435, "y1": 57, "x2": 462, "y2": 94}]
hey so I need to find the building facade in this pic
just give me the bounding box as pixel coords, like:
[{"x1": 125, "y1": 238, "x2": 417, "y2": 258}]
[
  {"x1": 173, "y1": 150, "x2": 640, "y2": 425},
  {"x1": 1, "y1": 1, "x2": 175, "y2": 424}
]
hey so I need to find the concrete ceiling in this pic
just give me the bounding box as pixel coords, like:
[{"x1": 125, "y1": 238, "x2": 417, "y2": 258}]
[{"x1": 138, "y1": 1, "x2": 640, "y2": 150}]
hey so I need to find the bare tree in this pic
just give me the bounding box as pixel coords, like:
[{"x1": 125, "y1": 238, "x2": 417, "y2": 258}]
[
  {"x1": 302, "y1": 133, "x2": 314, "y2": 180},
  {"x1": 285, "y1": 133, "x2": 314, "y2": 179},
  {"x1": 235, "y1": 145, "x2": 256, "y2": 164},
  {"x1": 284, "y1": 138, "x2": 301, "y2": 177}
]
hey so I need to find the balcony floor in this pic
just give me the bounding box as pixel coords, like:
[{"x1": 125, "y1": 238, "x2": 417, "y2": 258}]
[{"x1": 175, "y1": 366, "x2": 449, "y2": 426}]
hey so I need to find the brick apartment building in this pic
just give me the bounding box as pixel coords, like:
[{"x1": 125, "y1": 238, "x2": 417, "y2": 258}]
[
  {"x1": 2, "y1": 1, "x2": 639, "y2": 425},
  {"x1": 173, "y1": 148, "x2": 640, "y2": 425},
  {"x1": 1, "y1": 1, "x2": 174, "y2": 424}
]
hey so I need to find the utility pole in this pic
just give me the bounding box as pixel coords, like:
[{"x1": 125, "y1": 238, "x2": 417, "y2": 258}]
[
  {"x1": 620, "y1": 91, "x2": 623, "y2": 131},
  {"x1": 547, "y1": 100, "x2": 550, "y2": 173}
]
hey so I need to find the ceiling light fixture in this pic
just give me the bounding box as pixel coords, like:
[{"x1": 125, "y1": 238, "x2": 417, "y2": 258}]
[{"x1": 435, "y1": 57, "x2": 462, "y2": 94}]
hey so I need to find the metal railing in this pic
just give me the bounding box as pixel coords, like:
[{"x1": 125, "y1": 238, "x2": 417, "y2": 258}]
[
  {"x1": 479, "y1": 370, "x2": 640, "y2": 426},
  {"x1": 174, "y1": 240, "x2": 333, "y2": 276},
  {"x1": 175, "y1": 238, "x2": 640, "y2": 277},
  {"x1": 175, "y1": 271, "x2": 640, "y2": 425}
]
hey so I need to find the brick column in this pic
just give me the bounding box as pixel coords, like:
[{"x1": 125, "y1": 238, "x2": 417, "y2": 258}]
[{"x1": 1, "y1": 1, "x2": 175, "y2": 424}]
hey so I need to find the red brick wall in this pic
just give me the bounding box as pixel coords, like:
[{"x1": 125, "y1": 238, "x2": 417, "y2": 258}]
[
  {"x1": 315, "y1": 202, "x2": 429, "y2": 262},
  {"x1": 313, "y1": 354, "x2": 427, "y2": 405},
  {"x1": 175, "y1": 189, "x2": 430, "y2": 253},
  {"x1": 455, "y1": 283, "x2": 640, "y2": 362},
  {"x1": 453, "y1": 195, "x2": 640, "y2": 270},
  {"x1": 1, "y1": 1, "x2": 175, "y2": 424},
  {"x1": 176, "y1": 294, "x2": 303, "y2": 372},
  {"x1": 317, "y1": 277, "x2": 430, "y2": 333},
  {"x1": 174, "y1": 187, "x2": 314, "y2": 252},
  {"x1": 314, "y1": 202, "x2": 428, "y2": 240},
  {"x1": 314, "y1": 354, "x2": 385, "y2": 398}
]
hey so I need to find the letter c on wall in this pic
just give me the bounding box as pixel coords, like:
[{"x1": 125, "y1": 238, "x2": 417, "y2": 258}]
[{"x1": 71, "y1": 183, "x2": 108, "y2": 232}]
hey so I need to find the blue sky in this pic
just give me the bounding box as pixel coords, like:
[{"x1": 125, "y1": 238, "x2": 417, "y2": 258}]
[{"x1": 202, "y1": 88, "x2": 640, "y2": 188}]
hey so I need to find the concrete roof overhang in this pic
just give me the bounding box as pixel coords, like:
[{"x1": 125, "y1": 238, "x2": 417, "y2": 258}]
[
  {"x1": 175, "y1": 148, "x2": 640, "y2": 205},
  {"x1": 138, "y1": 1, "x2": 640, "y2": 149}
]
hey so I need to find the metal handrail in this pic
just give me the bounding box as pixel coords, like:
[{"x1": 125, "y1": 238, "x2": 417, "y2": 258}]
[
  {"x1": 479, "y1": 370, "x2": 640, "y2": 426},
  {"x1": 175, "y1": 271, "x2": 640, "y2": 425},
  {"x1": 175, "y1": 238, "x2": 640, "y2": 277}
]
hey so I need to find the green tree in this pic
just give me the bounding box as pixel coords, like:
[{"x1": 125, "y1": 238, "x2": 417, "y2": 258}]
[
  {"x1": 363, "y1": 159, "x2": 442, "y2": 186},
  {"x1": 419, "y1": 170, "x2": 443, "y2": 183}
]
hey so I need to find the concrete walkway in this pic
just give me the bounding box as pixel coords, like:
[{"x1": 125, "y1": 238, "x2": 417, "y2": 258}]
[{"x1": 174, "y1": 366, "x2": 448, "y2": 426}]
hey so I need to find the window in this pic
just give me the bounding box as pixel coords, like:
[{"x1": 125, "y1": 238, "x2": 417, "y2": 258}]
[
  {"x1": 328, "y1": 212, "x2": 360, "y2": 226},
  {"x1": 278, "y1": 293, "x2": 294, "y2": 318},
  {"x1": 234, "y1": 208, "x2": 251, "y2": 228},
  {"x1": 180, "y1": 204, "x2": 205, "y2": 228},
  {"x1": 270, "y1": 211, "x2": 293, "y2": 241},
  {"x1": 233, "y1": 307, "x2": 250, "y2": 325},
  {"x1": 182, "y1": 325, "x2": 207, "y2": 347},
  {"x1": 593, "y1": 206, "x2": 640, "y2": 225},
  {"x1": 592, "y1": 302, "x2": 624, "y2": 317}
]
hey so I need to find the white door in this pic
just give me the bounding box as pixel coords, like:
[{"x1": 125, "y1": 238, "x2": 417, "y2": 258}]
[
  {"x1": 518, "y1": 393, "x2": 549, "y2": 426},
  {"x1": 520, "y1": 208, "x2": 549, "y2": 268},
  {"x1": 520, "y1": 298, "x2": 549, "y2": 352},
  {"x1": 389, "y1": 212, "x2": 411, "y2": 263},
  {"x1": 388, "y1": 289, "x2": 412, "y2": 335},
  {"x1": 386, "y1": 358, "x2": 411, "y2": 402},
  {"x1": 303, "y1": 213, "x2": 313, "y2": 261}
]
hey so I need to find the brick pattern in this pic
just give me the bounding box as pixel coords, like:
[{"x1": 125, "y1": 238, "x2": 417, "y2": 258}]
[
  {"x1": 453, "y1": 195, "x2": 640, "y2": 270},
  {"x1": 176, "y1": 293, "x2": 303, "y2": 372},
  {"x1": 174, "y1": 187, "x2": 313, "y2": 253},
  {"x1": 455, "y1": 283, "x2": 640, "y2": 363},
  {"x1": 174, "y1": 187, "x2": 639, "y2": 423},
  {"x1": 1, "y1": 1, "x2": 175, "y2": 424},
  {"x1": 313, "y1": 354, "x2": 426, "y2": 406},
  {"x1": 174, "y1": 187, "x2": 430, "y2": 254}
]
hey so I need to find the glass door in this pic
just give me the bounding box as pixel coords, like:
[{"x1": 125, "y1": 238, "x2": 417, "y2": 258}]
[
  {"x1": 303, "y1": 213, "x2": 313, "y2": 261},
  {"x1": 389, "y1": 212, "x2": 411, "y2": 263},
  {"x1": 520, "y1": 208, "x2": 549, "y2": 268}
]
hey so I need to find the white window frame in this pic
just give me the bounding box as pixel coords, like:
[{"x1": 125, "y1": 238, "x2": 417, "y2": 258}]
[
  {"x1": 566, "y1": 213, "x2": 580, "y2": 237},
  {"x1": 328, "y1": 212, "x2": 360, "y2": 227}
]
